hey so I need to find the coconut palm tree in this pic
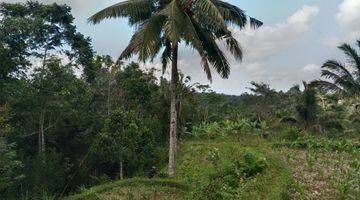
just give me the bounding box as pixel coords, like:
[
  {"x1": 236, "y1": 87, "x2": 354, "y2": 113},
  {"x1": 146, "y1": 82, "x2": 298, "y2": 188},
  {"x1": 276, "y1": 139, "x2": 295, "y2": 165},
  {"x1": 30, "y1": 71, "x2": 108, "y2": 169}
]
[
  {"x1": 89, "y1": 0, "x2": 262, "y2": 177},
  {"x1": 312, "y1": 40, "x2": 360, "y2": 97},
  {"x1": 296, "y1": 81, "x2": 318, "y2": 131}
]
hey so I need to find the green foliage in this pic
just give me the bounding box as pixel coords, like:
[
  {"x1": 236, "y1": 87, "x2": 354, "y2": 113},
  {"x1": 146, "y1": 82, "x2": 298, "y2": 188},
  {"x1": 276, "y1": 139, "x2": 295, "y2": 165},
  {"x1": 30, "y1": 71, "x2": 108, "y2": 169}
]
[
  {"x1": 65, "y1": 178, "x2": 189, "y2": 200},
  {"x1": 187, "y1": 143, "x2": 287, "y2": 200},
  {"x1": 0, "y1": 1, "x2": 359, "y2": 199},
  {"x1": 296, "y1": 82, "x2": 319, "y2": 130},
  {"x1": 191, "y1": 122, "x2": 223, "y2": 139},
  {"x1": 276, "y1": 125, "x2": 301, "y2": 141},
  {"x1": 0, "y1": 1, "x2": 95, "y2": 83},
  {"x1": 66, "y1": 133, "x2": 297, "y2": 200},
  {"x1": 241, "y1": 150, "x2": 267, "y2": 178},
  {"x1": 116, "y1": 62, "x2": 157, "y2": 111},
  {"x1": 21, "y1": 150, "x2": 66, "y2": 197},
  {"x1": 89, "y1": 0, "x2": 262, "y2": 80},
  {"x1": 0, "y1": 106, "x2": 24, "y2": 197},
  {"x1": 274, "y1": 135, "x2": 360, "y2": 153},
  {"x1": 190, "y1": 119, "x2": 258, "y2": 139},
  {"x1": 89, "y1": 108, "x2": 163, "y2": 178},
  {"x1": 312, "y1": 40, "x2": 360, "y2": 97},
  {"x1": 0, "y1": 138, "x2": 23, "y2": 196},
  {"x1": 201, "y1": 149, "x2": 268, "y2": 199}
]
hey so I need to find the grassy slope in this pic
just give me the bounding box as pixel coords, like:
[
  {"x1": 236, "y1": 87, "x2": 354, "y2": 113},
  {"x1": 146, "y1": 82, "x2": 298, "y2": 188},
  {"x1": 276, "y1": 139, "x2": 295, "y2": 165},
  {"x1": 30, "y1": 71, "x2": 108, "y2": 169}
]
[{"x1": 65, "y1": 136, "x2": 293, "y2": 200}]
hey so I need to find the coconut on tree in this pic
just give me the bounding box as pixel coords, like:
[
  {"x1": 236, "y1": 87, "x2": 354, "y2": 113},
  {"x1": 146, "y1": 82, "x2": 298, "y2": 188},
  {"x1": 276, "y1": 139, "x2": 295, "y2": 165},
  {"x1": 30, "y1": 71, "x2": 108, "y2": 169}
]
[{"x1": 89, "y1": 0, "x2": 262, "y2": 178}]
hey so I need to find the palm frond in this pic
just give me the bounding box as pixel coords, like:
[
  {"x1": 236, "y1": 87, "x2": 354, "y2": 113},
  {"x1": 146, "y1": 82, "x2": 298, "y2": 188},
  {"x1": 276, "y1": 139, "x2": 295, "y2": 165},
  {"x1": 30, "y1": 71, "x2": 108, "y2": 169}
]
[
  {"x1": 181, "y1": 9, "x2": 212, "y2": 81},
  {"x1": 321, "y1": 69, "x2": 342, "y2": 80},
  {"x1": 91, "y1": 0, "x2": 260, "y2": 82},
  {"x1": 311, "y1": 80, "x2": 345, "y2": 94},
  {"x1": 88, "y1": 0, "x2": 154, "y2": 25},
  {"x1": 212, "y1": 0, "x2": 247, "y2": 28},
  {"x1": 250, "y1": 17, "x2": 263, "y2": 29},
  {"x1": 161, "y1": 39, "x2": 171, "y2": 74},
  {"x1": 339, "y1": 43, "x2": 360, "y2": 68},
  {"x1": 320, "y1": 69, "x2": 358, "y2": 95},
  {"x1": 119, "y1": 14, "x2": 166, "y2": 61},
  {"x1": 322, "y1": 60, "x2": 353, "y2": 78},
  {"x1": 192, "y1": 0, "x2": 227, "y2": 31},
  {"x1": 193, "y1": 20, "x2": 230, "y2": 79},
  {"x1": 224, "y1": 35, "x2": 243, "y2": 61},
  {"x1": 159, "y1": 0, "x2": 213, "y2": 80},
  {"x1": 160, "y1": 0, "x2": 184, "y2": 43}
]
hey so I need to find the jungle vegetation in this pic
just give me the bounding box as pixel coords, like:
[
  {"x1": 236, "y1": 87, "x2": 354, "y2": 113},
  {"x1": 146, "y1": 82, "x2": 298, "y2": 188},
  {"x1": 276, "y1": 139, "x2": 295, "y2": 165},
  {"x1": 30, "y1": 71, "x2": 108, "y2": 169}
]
[{"x1": 0, "y1": 1, "x2": 359, "y2": 199}]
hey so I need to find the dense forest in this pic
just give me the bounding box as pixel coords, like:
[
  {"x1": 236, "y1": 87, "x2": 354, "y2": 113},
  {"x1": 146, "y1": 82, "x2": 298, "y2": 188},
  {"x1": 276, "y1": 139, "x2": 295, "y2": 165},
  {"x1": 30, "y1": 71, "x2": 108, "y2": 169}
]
[{"x1": 0, "y1": 1, "x2": 359, "y2": 200}]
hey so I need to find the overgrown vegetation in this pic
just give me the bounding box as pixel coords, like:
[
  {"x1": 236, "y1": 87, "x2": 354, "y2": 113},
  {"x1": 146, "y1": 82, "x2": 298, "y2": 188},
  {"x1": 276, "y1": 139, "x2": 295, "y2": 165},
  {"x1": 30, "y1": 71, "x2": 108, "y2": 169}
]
[{"x1": 0, "y1": 0, "x2": 359, "y2": 199}]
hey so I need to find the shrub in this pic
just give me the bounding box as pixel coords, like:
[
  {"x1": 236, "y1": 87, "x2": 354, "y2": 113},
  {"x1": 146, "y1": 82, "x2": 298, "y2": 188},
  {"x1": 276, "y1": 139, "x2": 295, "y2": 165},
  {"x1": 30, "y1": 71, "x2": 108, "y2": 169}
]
[
  {"x1": 192, "y1": 149, "x2": 267, "y2": 199},
  {"x1": 21, "y1": 150, "x2": 66, "y2": 197},
  {"x1": 273, "y1": 136, "x2": 360, "y2": 153},
  {"x1": 191, "y1": 122, "x2": 223, "y2": 139},
  {"x1": 282, "y1": 125, "x2": 301, "y2": 141},
  {"x1": 240, "y1": 150, "x2": 267, "y2": 178},
  {"x1": 0, "y1": 138, "x2": 24, "y2": 197},
  {"x1": 190, "y1": 119, "x2": 257, "y2": 139}
]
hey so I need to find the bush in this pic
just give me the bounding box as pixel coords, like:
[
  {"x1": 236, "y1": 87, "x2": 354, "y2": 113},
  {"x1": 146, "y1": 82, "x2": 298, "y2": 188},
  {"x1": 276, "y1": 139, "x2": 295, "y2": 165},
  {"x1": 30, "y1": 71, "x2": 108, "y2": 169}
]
[
  {"x1": 273, "y1": 135, "x2": 360, "y2": 153},
  {"x1": 282, "y1": 125, "x2": 301, "y2": 141},
  {"x1": 192, "y1": 149, "x2": 267, "y2": 199},
  {"x1": 241, "y1": 150, "x2": 267, "y2": 178},
  {"x1": 191, "y1": 122, "x2": 223, "y2": 139},
  {"x1": 0, "y1": 138, "x2": 24, "y2": 198},
  {"x1": 21, "y1": 150, "x2": 66, "y2": 197},
  {"x1": 190, "y1": 119, "x2": 257, "y2": 139}
]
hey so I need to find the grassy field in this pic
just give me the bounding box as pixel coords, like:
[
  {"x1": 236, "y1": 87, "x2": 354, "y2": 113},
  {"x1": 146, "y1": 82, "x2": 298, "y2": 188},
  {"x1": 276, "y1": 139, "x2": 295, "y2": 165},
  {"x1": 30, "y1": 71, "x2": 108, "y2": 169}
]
[
  {"x1": 65, "y1": 136, "x2": 293, "y2": 200},
  {"x1": 274, "y1": 137, "x2": 360, "y2": 199},
  {"x1": 65, "y1": 135, "x2": 359, "y2": 200}
]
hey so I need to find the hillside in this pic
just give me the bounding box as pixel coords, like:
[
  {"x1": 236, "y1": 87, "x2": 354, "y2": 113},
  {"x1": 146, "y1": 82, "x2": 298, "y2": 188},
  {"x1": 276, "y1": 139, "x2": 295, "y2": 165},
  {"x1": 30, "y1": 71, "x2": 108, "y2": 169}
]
[
  {"x1": 65, "y1": 136, "x2": 293, "y2": 200},
  {"x1": 65, "y1": 129, "x2": 359, "y2": 200}
]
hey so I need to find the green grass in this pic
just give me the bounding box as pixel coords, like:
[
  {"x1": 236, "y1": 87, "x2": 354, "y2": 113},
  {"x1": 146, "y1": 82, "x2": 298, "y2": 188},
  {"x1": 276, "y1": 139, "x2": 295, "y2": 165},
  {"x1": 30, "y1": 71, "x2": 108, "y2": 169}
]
[
  {"x1": 65, "y1": 136, "x2": 293, "y2": 200},
  {"x1": 65, "y1": 178, "x2": 190, "y2": 200},
  {"x1": 174, "y1": 137, "x2": 293, "y2": 199}
]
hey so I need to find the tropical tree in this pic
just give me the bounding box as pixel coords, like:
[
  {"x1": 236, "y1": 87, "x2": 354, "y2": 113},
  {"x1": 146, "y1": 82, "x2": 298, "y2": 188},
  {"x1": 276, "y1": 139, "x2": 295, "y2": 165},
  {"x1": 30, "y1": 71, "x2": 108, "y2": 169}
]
[
  {"x1": 296, "y1": 82, "x2": 318, "y2": 131},
  {"x1": 247, "y1": 82, "x2": 279, "y2": 121},
  {"x1": 0, "y1": 105, "x2": 23, "y2": 196},
  {"x1": 0, "y1": 1, "x2": 95, "y2": 155},
  {"x1": 312, "y1": 40, "x2": 360, "y2": 97},
  {"x1": 89, "y1": 0, "x2": 262, "y2": 177}
]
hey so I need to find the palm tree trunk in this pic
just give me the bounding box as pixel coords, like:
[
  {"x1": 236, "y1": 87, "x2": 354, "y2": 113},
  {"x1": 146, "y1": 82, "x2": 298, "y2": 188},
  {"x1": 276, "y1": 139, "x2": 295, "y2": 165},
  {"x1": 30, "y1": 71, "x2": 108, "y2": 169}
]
[{"x1": 168, "y1": 43, "x2": 179, "y2": 178}]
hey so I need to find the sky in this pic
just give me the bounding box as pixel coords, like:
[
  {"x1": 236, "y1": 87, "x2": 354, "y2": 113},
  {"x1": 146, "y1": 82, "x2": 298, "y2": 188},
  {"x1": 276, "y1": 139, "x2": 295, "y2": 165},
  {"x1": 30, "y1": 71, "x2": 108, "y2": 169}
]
[{"x1": 2, "y1": 0, "x2": 360, "y2": 94}]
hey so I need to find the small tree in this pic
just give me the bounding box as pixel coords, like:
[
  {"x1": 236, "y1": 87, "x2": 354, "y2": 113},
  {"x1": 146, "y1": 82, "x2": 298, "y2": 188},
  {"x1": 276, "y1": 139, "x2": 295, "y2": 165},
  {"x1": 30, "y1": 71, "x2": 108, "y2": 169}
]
[
  {"x1": 296, "y1": 82, "x2": 318, "y2": 131},
  {"x1": 90, "y1": 108, "x2": 139, "y2": 179},
  {"x1": 0, "y1": 106, "x2": 23, "y2": 196}
]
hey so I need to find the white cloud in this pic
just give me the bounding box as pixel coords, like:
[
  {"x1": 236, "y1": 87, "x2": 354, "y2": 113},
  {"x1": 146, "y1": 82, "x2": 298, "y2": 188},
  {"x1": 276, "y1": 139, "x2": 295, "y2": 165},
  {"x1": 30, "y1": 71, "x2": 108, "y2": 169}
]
[
  {"x1": 220, "y1": 5, "x2": 320, "y2": 89},
  {"x1": 337, "y1": 0, "x2": 360, "y2": 31},
  {"x1": 321, "y1": 36, "x2": 342, "y2": 48},
  {"x1": 244, "y1": 62, "x2": 262, "y2": 71},
  {"x1": 243, "y1": 62, "x2": 266, "y2": 78},
  {"x1": 327, "y1": 0, "x2": 360, "y2": 44},
  {"x1": 302, "y1": 64, "x2": 320, "y2": 72},
  {"x1": 288, "y1": 5, "x2": 319, "y2": 24},
  {"x1": 233, "y1": 5, "x2": 319, "y2": 62}
]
